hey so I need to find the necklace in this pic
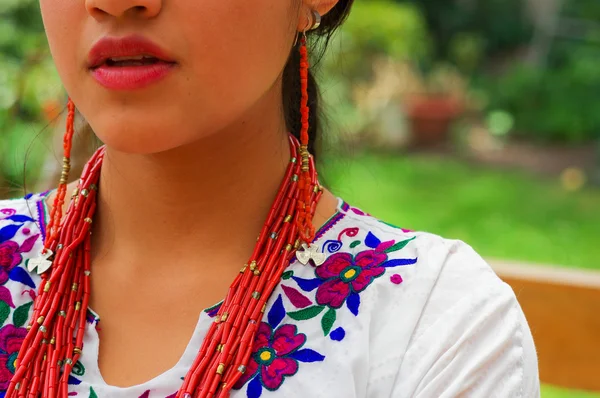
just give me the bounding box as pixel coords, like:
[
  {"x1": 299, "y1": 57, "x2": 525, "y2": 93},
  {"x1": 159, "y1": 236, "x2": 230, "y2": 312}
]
[{"x1": 8, "y1": 133, "x2": 321, "y2": 398}]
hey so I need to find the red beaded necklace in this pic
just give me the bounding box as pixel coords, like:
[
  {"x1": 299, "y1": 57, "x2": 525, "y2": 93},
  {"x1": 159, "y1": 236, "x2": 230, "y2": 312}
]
[{"x1": 8, "y1": 36, "x2": 321, "y2": 398}]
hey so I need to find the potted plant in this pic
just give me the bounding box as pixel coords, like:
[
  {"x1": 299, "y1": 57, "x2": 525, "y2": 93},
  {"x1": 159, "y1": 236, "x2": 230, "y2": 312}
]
[{"x1": 402, "y1": 64, "x2": 468, "y2": 147}]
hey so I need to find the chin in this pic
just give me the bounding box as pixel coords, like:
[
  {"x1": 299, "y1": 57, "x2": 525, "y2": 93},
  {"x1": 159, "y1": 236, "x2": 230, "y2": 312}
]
[{"x1": 90, "y1": 118, "x2": 190, "y2": 155}]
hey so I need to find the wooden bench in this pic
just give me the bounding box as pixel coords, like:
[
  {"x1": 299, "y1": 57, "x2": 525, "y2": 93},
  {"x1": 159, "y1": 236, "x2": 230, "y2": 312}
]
[{"x1": 491, "y1": 261, "x2": 600, "y2": 391}]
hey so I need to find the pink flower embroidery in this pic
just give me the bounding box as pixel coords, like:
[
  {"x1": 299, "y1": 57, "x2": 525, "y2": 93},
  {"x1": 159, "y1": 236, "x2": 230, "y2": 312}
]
[
  {"x1": 0, "y1": 325, "x2": 28, "y2": 389},
  {"x1": 315, "y1": 250, "x2": 387, "y2": 308},
  {"x1": 0, "y1": 242, "x2": 22, "y2": 285},
  {"x1": 235, "y1": 323, "x2": 305, "y2": 391}
]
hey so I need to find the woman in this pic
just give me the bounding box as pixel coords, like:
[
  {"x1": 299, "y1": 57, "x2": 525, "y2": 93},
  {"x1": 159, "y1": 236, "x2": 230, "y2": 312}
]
[{"x1": 0, "y1": 0, "x2": 540, "y2": 397}]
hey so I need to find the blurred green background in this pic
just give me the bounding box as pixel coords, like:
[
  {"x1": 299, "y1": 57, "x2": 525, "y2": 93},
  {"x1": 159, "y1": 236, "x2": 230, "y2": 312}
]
[{"x1": 1, "y1": 1, "x2": 599, "y2": 396}]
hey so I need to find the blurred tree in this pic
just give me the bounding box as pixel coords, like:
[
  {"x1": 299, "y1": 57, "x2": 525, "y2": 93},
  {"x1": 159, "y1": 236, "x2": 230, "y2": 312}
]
[
  {"x1": 397, "y1": 0, "x2": 533, "y2": 65},
  {"x1": 0, "y1": 0, "x2": 62, "y2": 198}
]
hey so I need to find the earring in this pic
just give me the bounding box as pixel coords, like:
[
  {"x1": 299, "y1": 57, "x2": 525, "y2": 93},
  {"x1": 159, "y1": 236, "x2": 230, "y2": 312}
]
[
  {"x1": 296, "y1": 17, "x2": 316, "y2": 243},
  {"x1": 294, "y1": 9, "x2": 321, "y2": 47},
  {"x1": 45, "y1": 98, "x2": 76, "y2": 246}
]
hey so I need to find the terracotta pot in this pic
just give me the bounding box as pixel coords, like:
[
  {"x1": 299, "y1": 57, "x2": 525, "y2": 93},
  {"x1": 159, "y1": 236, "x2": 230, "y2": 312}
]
[{"x1": 405, "y1": 95, "x2": 464, "y2": 146}]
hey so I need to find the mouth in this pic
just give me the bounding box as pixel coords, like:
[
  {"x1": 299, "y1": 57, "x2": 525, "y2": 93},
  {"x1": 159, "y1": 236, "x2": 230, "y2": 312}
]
[
  {"x1": 87, "y1": 35, "x2": 177, "y2": 70},
  {"x1": 87, "y1": 35, "x2": 177, "y2": 90}
]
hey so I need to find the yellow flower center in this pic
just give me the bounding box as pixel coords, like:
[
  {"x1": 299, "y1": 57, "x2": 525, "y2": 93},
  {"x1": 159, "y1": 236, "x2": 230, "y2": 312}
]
[
  {"x1": 259, "y1": 350, "x2": 272, "y2": 362},
  {"x1": 343, "y1": 269, "x2": 357, "y2": 279}
]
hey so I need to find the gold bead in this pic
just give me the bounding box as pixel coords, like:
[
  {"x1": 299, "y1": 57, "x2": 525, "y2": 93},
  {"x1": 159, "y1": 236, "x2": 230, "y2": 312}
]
[
  {"x1": 238, "y1": 365, "x2": 247, "y2": 374},
  {"x1": 73, "y1": 347, "x2": 82, "y2": 355},
  {"x1": 313, "y1": 184, "x2": 320, "y2": 193},
  {"x1": 84, "y1": 217, "x2": 93, "y2": 224},
  {"x1": 253, "y1": 269, "x2": 261, "y2": 276},
  {"x1": 240, "y1": 265, "x2": 247, "y2": 273},
  {"x1": 291, "y1": 157, "x2": 297, "y2": 163},
  {"x1": 294, "y1": 239, "x2": 301, "y2": 249},
  {"x1": 80, "y1": 189, "x2": 89, "y2": 197},
  {"x1": 221, "y1": 312, "x2": 228, "y2": 322},
  {"x1": 292, "y1": 174, "x2": 299, "y2": 182},
  {"x1": 26, "y1": 325, "x2": 31, "y2": 331},
  {"x1": 284, "y1": 215, "x2": 292, "y2": 223},
  {"x1": 59, "y1": 311, "x2": 66, "y2": 317},
  {"x1": 71, "y1": 188, "x2": 79, "y2": 198},
  {"x1": 37, "y1": 316, "x2": 45, "y2": 325},
  {"x1": 261, "y1": 303, "x2": 267, "y2": 313},
  {"x1": 89, "y1": 184, "x2": 98, "y2": 191},
  {"x1": 72, "y1": 283, "x2": 78, "y2": 292},
  {"x1": 249, "y1": 261, "x2": 257, "y2": 271},
  {"x1": 216, "y1": 363, "x2": 225, "y2": 375},
  {"x1": 216, "y1": 343, "x2": 223, "y2": 352},
  {"x1": 252, "y1": 291, "x2": 260, "y2": 300},
  {"x1": 285, "y1": 244, "x2": 293, "y2": 252},
  {"x1": 43, "y1": 282, "x2": 51, "y2": 292},
  {"x1": 75, "y1": 302, "x2": 81, "y2": 311},
  {"x1": 50, "y1": 337, "x2": 56, "y2": 345}
]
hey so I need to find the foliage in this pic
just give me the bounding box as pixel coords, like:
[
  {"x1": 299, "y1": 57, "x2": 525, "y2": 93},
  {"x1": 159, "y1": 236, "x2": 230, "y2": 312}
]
[
  {"x1": 318, "y1": 0, "x2": 432, "y2": 140},
  {"x1": 324, "y1": 0, "x2": 431, "y2": 80},
  {"x1": 483, "y1": 48, "x2": 600, "y2": 143},
  {"x1": 397, "y1": 0, "x2": 533, "y2": 63},
  {"x1": 0, "y1": 1, "x2": 61, "y2": 197}
]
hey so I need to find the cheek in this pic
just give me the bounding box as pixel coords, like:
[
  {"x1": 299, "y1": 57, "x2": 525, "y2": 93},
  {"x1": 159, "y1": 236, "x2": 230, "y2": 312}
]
[
  {"x1": 177, "y1": 0, "x2": 295, "y2": 113},
  {"x1": 40, "y1": 0, "x2": 87, "y2": 90}
]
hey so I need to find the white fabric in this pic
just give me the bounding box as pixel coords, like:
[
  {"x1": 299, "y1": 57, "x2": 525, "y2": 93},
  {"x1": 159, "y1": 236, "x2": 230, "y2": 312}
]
[{"x1": 0, "y1": 193, "x2": 540, "y2": 397}]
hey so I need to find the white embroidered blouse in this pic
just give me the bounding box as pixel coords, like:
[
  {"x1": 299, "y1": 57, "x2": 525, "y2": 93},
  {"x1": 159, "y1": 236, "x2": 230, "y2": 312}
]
[{"x1": 0, "y1": 192, "x2": 540, "y2": 397}]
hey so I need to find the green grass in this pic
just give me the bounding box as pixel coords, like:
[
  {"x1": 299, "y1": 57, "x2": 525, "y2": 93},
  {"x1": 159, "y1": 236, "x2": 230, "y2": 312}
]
[
  {"x1": 541, "y1": 384, "x2": 600, "y2": 398},
  {"x1": 322, "y1": 152, "x2": 600, "y2": 270}
]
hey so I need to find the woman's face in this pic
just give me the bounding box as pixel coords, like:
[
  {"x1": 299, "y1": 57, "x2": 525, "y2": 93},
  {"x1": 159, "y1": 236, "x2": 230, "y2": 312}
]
[{"x1": 40, "y1": 0, "x2": 307, "y2": 153}]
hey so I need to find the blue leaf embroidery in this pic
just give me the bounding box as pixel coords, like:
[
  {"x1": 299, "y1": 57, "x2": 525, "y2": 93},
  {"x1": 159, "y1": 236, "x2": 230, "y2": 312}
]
[
  {"x1": 67, "y1": 375, "x2": 82, "y2": 385},
  {"x1": 247, "y1": 375, "x2": 263, "y2": 398},
  {"x1": 9, "y1": 267, "x2": 36, "y2": 288},
  {"x1": 382, "y1": 258, "x2": 418, "y2": 268},
  {"x1": 346, "y1": 292, "x2": 360, "y2": 316},
  {"x1": 0, "y1": 224, "x2": 20, "y2": 243},
  {"x1": 290, "y1": 348, "x2": 326, "y2": 363},
  {"x1": 364, "y1": 232, "x2": 381, "y2": 249},
  {"x1": 291, "y1": 276, "x2": 324, "y2": 292},
  {"x1": 7, "y1": 215, "x2": 34, "y2": 223},
  {"x1": 267, "y1": 294, "x2": 286, "y2": 329},
  {"x1": 330, "y1": 327, "x2": 346, "y2": 341}
]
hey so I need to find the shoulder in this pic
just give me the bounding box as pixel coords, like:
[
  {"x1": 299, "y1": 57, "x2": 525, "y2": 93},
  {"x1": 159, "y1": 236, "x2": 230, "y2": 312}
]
[
  {"x1": 330, "y1": 199, "x2": 506, "y2": 309},
  {"x1": 331, "y1": 200, "x2": 539, "y2": 396}
]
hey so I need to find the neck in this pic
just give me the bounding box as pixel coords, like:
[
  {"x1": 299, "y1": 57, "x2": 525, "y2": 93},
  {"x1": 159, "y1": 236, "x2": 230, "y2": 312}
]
[{"x1": 91, "y1": 92, "x2": 292, "y2": 269}]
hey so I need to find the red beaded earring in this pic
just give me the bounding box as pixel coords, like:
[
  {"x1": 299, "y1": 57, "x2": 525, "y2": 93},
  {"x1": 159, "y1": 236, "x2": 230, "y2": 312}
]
[
  {"x1": 296, "y1": 9, "x2": 321, "y2": 245},
  {"x1": 45, "y1": 98, "x2": 76, "y2": 251}
]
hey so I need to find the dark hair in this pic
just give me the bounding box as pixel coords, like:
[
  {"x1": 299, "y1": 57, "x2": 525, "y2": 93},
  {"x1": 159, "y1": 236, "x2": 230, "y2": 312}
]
[{"x1": 283, "y1": 1, "x2": 354, "y2": 158}]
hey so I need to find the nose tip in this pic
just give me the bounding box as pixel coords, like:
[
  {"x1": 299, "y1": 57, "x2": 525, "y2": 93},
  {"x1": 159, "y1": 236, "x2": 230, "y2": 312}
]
[{"x1": 85, "y1": 0, "x2": 162, "y2": 20}]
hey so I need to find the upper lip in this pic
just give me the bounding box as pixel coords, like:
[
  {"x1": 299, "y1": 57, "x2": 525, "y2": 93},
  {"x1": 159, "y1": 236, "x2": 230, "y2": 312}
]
[{"x1": 87, "y1": 35, "x2": 176, "y2": 69}]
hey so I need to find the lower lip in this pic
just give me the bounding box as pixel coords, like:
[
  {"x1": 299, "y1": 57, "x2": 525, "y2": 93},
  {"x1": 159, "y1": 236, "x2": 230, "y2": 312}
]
[{"x1": 90, "y1": 63, "x2": 175, "y2": 90}]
